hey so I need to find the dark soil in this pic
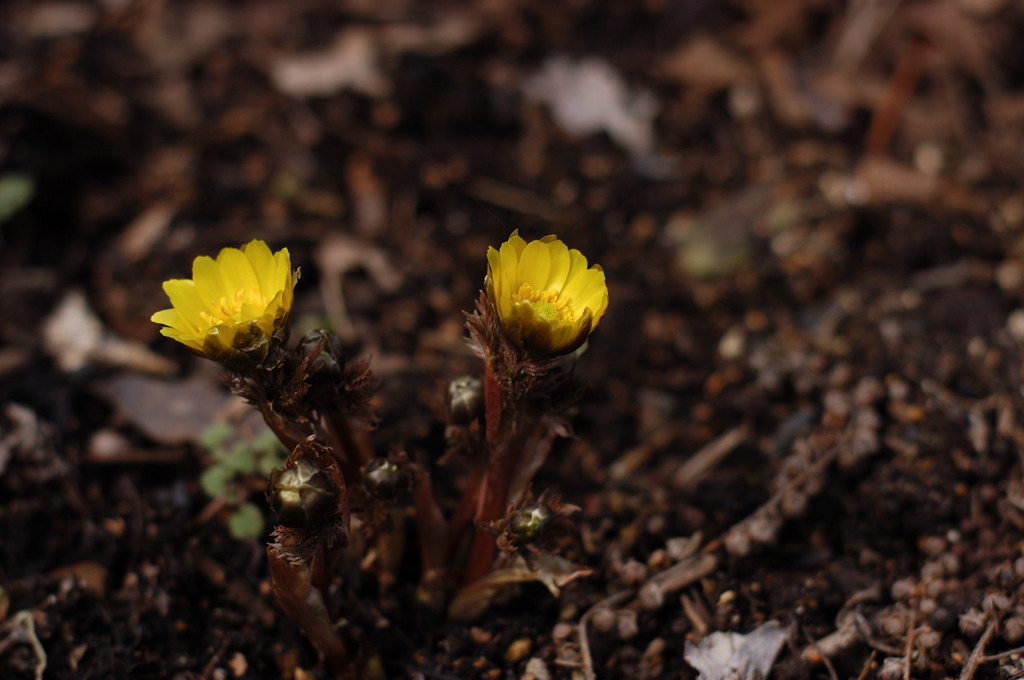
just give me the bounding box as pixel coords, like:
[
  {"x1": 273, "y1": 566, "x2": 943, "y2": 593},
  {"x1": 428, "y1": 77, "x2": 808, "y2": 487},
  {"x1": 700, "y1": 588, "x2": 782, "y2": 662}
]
[{"x1": 4, "y1": 1, "x2": 1024, "y2": 679}]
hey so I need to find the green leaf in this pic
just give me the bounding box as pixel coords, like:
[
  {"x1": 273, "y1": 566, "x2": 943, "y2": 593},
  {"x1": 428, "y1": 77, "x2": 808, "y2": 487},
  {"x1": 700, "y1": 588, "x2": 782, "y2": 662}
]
[
  {"x1": 228, "y1": 502, "x2": 265, "y2": 540},
  {"x1": 255, "y1": 436, "x2": 289, "y2": 476},
  {"x1": 0, "y1": 173, "x2": 34, "y2": 224},
  {"x1": 199, "y1": 422, "x2": 235, "y2": 451},
  {"x1": 199, "y1": 464, "x2": 233, "y2": 497},
  {"x1": 227, "y1": 446, "x2": 258, "y2": 475},
  {"x1": 252, "y1": 429, "x2": 284, "y2": 453}
]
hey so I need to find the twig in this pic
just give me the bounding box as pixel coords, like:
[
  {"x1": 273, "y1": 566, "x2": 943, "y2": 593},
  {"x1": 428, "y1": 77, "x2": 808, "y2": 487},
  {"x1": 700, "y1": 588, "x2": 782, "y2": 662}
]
[
  {"x1": 802, "y1": 587, "x2": 884, "y2": 664},
  {"x1": 704, "y1": 444, "x2": 841, "y2": 554},
  {"x1": 608, "y1": 425, "x2": 678, "y2": 482},
  {"x1": 802, "y1": 613, "x2": 864, "y2": 665},
  {"x1": 832, "y1": 0, "x2": 902, "y2": 70},
  {"x1": 673, "y1": 426, "x2": 748, "y2": 489},
  {"x1": 861, "y1": 636, "x2": 904, "y2": 657},
  {"x1": 856, "y1": 651, "x2": 877, "y2": 680},
  {"x1": 0, "y1": 611, "x2": 47, "y2": 680},
  {"x1": 802, "y1": 625, "x2": 840, "y2": 680},
  {"x1": 982, "y1": 642, "x2": 1024, "y2": 663},
  {"x1": 201, "y1": 638, "x2": 231, "y2": 680},
  {"x1": 864, "y1": 38, "x2": 926, "y2": 156},
  {"x1": 648, "y1": 553, "x2": 719, "y2": 593},
  {"x1": 578, "y1": 591, "x2": 633, "y2": 680},
  {"x1": 960, "y1": 621, "x2": 997, "y2": 680},
  {"x1": 903, "y1": 608, "x2": 916, "y2": 680}
]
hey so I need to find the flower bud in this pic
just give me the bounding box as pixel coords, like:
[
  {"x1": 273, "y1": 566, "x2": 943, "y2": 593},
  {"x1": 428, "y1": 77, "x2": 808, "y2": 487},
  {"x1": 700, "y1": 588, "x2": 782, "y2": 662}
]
[
  {"x1": 364, "y1": 457, "x2": 412, "y2": 501},
  {"x1": 299, "y1": 329, "x2": 342, "y2": 379},
  {"x1": 269, "y1": 458, "x2": 338, "y2": 528},
  {"x1": 508, "y1": 503, "x2": 553, "y2": 544},
  {"x1": 446, "y1": 375, "x2": 484, "y2": 425}
]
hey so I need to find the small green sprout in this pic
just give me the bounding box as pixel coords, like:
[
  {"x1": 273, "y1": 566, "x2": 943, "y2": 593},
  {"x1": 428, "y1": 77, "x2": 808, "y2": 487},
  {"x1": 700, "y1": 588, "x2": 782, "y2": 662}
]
[{"x1": 199, "y1": 423, "x2": 288, "y2": 540}]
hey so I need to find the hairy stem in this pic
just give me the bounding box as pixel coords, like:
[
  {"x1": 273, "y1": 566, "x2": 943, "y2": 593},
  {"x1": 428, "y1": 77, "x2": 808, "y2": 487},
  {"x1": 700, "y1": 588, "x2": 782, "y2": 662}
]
[
  {"x1": 258, "y1": 401, "x2": 311, "y2": 453},
  {"x1": 322, "y1": 407, "x2": 372, "y2": 486},
  {"x1": 461, "y1": 360, "x2": 512, "y2": 585},
  {"x1": 267, "y1": 547, "x2": 358, "y2": 680}
]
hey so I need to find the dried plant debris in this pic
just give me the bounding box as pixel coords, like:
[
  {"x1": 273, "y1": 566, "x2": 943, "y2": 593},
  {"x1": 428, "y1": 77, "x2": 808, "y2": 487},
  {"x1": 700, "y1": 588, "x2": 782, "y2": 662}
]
[
  {"x1": 524, "y1": 56, "x2": 658, "y2": 157},
  {"x1": 0, "y1": 404, "x2": 68, "y2": 485},
  {"x1": 684, "y1": 621, "x2": 789, "y2": 680},
  {"x1": 42, "y1": 290, "x2": 175, "y2": 375}
]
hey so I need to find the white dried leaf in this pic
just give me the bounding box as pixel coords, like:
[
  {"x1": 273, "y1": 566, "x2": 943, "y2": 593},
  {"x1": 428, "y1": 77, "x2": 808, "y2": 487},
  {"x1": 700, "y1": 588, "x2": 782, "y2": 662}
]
[
  {"x1": 42, "y1": 290, "x2": 176, "y2": 375},
  {"x1": 523, "y1": 55, "x2": 657, "y2": 156},
  {"x1": 271, "y1": 29, "x2": 389, "y2": 98},
  {"x1": 42, "y1": 290, "x2": 103, "y2": 372},
  {"x1": 684, "y1": 621, "x2": 788, "y2": 680}
]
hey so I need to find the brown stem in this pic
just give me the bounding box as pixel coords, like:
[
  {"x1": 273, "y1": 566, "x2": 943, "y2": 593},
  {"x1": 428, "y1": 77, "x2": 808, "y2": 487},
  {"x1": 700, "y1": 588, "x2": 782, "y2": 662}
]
[
  {"x1": 323, "y1": 407, "x2": 374, "y2": 484},
  {"x1": 309, "y1": 542, "x2": 335, "y2": 621},
  {"x1": 461, "y1": 360, "x2": 513, "y2": 585},
  {"x1": 864, "y1": 39, "x2": 926, "y2": 157},
  {"x1": 258, "y1": 401, "x2": 311, "y2": 452},
  {"x1": 410, "y1": 463, "x2": 453, "y2": 612},
  {"x1": 484, "y1": 360, "x2": 503, "y2": 446},
  {"x1": 411, "y1": 464, "x2": 448, "y2": 575},
  {"x1": 459, "y1": 472, "x2": 502, "y2": 586},
  {"x1": 267, "y1": 546, "x2": 359, "y2": 680},
  {"x1": 444, "y1": 463, "x2": 485, "y2": 564}
]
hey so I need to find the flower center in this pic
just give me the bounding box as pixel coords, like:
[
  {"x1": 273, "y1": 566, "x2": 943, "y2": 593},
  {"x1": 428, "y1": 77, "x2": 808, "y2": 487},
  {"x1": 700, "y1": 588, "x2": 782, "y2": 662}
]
[
  {"x1": 200, "y1": 287, "x2": 269, "y2": 326},
  {"x1": 511, "y1": 283, "x2": 579, "y2": 323}
]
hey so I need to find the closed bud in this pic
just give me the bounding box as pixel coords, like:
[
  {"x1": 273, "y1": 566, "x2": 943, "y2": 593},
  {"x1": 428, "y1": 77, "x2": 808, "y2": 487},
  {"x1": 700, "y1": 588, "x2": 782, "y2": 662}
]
[
  {"x1": 508, "y1": 503, "x2": 553, "y2": 544},
  {"x1": 299, "y1": 329, "x2": 341, "y2": 379},
  {"x1": 446, "y1": 375, "x2": 484, "y2": 425},
  {"x1": 364, "y1": 456, "x2": 412, "y2": 501},
  {"x1": 269, "y1": 458, "x2": 338, "y2": 528}
]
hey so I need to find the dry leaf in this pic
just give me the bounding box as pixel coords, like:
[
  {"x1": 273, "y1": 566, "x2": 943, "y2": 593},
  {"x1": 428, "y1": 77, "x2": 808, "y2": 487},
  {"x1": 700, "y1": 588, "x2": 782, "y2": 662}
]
[{"x1": 684, "y1": 621, "x2": 788, "y2": 680}]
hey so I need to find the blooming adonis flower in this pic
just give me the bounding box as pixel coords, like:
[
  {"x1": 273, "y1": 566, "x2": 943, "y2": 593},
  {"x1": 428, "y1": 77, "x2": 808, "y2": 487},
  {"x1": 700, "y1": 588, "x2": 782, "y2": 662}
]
[
  {"x1": 486, "y1": 230, "x2": 608, "y2": 357},
  {"x1": 151, "y1": 239, "x2": 296, "y2": 364}
]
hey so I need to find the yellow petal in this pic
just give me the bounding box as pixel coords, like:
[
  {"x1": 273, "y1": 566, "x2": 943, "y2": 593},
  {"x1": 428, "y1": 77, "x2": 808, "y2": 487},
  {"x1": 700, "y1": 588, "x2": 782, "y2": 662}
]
[
  {"x1": 545, "y1": 321, "x2": 577, "y2": 353},
  {"x1": 161, "y1": 279, "x2": 205, "y2": 324},
  {"x1": 486, "y1": 246, "x2": 502, "y2": 301},
  {"x1": 574, "y1": 267, "x2": 608, "y2": 307},
  {"x1": 272, "y1": 247, "x2": 293, "y2": 291},
  {"x1": 243, "y1": 239, "x2": 278, "y2": 294},
  {"x1": 561, "y1": 263, "x2": 601, "y2": 306},
  {"x1": 517, "y1": 240, "x2": 550, "y2": 289},
  {"x1": 542, "y1": 239, "x2": 571, "y2": 290},
  {"x1": 151, "y1": 307, "x2": 196, "y2": 335},
  {"x1": 191, "y1": 255, "x2": 226, "y2": 313},
  {"x1": 499, "y1": 241, "x2": 520, "y2": 313},
  {"x1": 578, "y1": 283, "x2": 609, "y2": 322},
  {"x1": 217, "y1": 247, "x2": 260, "y2": 296},
  {"x1": 507, "y1": 229, "x2": 527, "y2": 257},
  {"x1": 159, "y1": 325, "x2": 203, "y2": 352},
  {"x1": 564, "y1": 248, "x2": 590, "y2": 283}
]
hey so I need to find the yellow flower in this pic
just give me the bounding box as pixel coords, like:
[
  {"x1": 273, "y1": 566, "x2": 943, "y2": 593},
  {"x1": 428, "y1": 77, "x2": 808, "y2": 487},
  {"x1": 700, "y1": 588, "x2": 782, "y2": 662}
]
[
  {"x1": 151, "y1": 240, "x2": 296, "y2": 364},
  {"x1": 486, "y1": 230, "x2": 608, "y2": 357}
]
